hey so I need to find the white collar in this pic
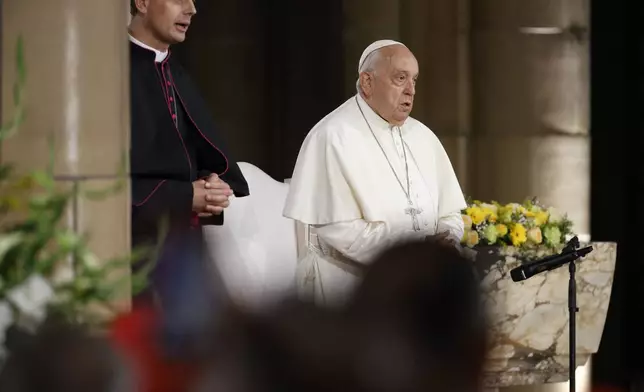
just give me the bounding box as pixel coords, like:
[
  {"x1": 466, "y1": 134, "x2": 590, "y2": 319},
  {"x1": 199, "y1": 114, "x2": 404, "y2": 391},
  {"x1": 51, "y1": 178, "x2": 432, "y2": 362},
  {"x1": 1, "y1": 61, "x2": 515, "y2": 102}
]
[
  {"x1": 355, "y1": 93, "x2": 406, "y2": 131},
  {"x1": 129, "y1": 34, "x2": 168, "y2": 63}
]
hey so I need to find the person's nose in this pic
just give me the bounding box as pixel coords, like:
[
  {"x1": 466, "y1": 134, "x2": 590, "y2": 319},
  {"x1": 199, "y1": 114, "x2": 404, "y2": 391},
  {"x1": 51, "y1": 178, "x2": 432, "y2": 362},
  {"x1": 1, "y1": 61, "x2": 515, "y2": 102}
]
[
  {"x1": 186, "y1": 0, "x2": 197, "y2": 15},
  {"x1": 405, "y1": 79, "x2": 415, "y2": 96}
]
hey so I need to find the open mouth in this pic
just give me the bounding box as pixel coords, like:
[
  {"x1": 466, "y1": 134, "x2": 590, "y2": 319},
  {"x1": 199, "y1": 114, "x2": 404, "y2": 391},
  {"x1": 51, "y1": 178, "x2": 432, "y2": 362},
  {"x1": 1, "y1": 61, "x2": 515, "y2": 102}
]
[
  {"x1": 401, "y1": 102, "x2": 412, "y2": 109},
  {"x1": 175, "y1": 22, "x2": 190, "y2": 32}
]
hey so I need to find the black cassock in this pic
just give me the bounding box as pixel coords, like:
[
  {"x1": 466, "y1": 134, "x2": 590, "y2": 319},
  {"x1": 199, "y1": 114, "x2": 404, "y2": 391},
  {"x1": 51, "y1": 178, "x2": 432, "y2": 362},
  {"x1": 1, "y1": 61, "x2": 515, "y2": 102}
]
[{"x1": 129, "y1": 41, "x2": 249, "y2": 332}]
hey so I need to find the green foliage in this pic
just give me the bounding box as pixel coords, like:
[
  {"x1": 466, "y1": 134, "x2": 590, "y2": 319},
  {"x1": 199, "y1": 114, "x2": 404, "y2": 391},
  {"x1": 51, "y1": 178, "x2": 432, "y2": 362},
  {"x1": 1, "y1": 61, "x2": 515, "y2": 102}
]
[
  {"x1": 0, "y1": 36, "x2": 26, "y2": 141},
  {"x1": 0, "y1": 36, "x2": 159, "y2": 326}
]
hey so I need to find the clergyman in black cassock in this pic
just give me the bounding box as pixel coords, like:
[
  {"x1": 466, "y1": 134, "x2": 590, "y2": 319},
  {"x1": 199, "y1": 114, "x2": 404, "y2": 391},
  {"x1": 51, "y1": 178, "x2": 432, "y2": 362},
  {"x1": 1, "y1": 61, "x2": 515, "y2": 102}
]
[{"x1": 128, "y1": 0, "x2": 249, "y2": 327}]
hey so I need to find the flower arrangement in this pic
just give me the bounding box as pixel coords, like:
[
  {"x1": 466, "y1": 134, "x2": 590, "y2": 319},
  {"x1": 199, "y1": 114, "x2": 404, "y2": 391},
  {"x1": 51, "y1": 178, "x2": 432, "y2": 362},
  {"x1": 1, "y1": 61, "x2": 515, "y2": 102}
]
[
  {"x1": 0, "y1": 38, "x2": 160, "y2": 360},
  {"x1": 460, "y1": 198, "x2": 574, "y2": 251}
]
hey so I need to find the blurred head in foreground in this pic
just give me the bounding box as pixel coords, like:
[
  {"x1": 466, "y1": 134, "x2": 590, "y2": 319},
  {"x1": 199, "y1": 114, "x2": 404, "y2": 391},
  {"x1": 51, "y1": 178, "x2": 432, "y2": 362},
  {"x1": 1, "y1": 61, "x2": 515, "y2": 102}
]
[
  {"x1": 0, "y1": 322, "x2": 130, "y2": 392},
  {"x1": 197, "y1": 240, "x2": 487, "y2": 392}
]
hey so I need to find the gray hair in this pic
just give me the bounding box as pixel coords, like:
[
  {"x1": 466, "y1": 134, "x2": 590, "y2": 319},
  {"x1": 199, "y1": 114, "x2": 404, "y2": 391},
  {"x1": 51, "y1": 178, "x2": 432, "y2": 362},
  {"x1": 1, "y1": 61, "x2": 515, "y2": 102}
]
[{"x1": 356, "y1": 49, "x2": 383, "y2": 94}]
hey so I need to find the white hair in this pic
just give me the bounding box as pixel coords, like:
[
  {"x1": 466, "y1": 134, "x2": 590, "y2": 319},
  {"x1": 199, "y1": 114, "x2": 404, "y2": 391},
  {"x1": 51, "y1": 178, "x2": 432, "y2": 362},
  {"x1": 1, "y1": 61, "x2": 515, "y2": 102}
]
[{"x1": 356, "y1": 49, "x2": 383, "y2": 94}]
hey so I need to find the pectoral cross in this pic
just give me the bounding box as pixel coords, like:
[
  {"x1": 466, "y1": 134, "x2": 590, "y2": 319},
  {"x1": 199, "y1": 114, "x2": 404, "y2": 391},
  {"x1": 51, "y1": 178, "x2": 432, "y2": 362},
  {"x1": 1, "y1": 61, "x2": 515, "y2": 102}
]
[{"x1": 405, "y1": 204, "x2": 423, "y2": 231}]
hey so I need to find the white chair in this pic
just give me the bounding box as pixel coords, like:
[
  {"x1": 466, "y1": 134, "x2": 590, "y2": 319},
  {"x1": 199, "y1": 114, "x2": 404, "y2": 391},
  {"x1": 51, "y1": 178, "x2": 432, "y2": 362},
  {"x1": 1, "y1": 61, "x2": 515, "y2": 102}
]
[{"x1": 203, "y1": 162, "x2": 300, "y2": 309}]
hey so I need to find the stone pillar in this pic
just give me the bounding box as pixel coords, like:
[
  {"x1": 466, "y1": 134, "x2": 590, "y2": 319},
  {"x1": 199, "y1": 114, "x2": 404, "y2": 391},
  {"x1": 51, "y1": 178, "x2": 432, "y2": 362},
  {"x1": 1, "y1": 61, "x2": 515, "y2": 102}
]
[
  {"x1": 2, "y1": 0, "x2": 131, "y2": 307},
  {"x1": 470, "y1": 0, "x2": 590, "y2": 235},
  {"x1": 470, "y1": 0, "x2": 590, "y2": 390},
  {"x1": 399, "y1": 0, "x2": 471, "y2": 188}
]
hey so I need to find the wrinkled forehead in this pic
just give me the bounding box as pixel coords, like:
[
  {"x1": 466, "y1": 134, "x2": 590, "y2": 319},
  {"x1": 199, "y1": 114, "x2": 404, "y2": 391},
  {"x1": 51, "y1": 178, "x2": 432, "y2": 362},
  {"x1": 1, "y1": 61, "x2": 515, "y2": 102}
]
[
  {"x1": 149, "y1": 0, "x2": 196, "y2": 7},
  {"x1": 379, "y1": 48, "x2": 419, "y2": 75}
]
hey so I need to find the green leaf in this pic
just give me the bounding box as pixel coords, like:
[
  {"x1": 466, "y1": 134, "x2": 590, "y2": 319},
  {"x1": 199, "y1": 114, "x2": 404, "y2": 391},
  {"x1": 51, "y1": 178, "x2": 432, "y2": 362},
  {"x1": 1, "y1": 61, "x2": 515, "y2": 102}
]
[
  {"x1": 31, "y1": 170, "x2": 56, "y2": 191},
  {"x1": 82, "y1": 176, "x2": 126, "y2": 200},
  {"x1": 37, "y1": 248, "x2": 73, "y2": 276},
  {"x1": 0, "y1": 233, "x2": 24, "y2": 263},
  {"x1": 55, "y1": 230, "x2": 82, "y2": 252},
  {"x1": 82, "y1": 152, "x2": 128, "y2": 200}
]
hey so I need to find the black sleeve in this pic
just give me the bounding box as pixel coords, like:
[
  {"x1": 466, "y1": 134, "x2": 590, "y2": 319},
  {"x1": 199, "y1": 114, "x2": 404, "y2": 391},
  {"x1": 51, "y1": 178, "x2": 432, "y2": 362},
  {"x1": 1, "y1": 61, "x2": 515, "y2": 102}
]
[
  {"x1": 132, "y1": 178, "x2": 194, "y2": 227},
  {"x1": 194, "y1": 136, "x2": 249, "y2": 198},
  {"x1": 199, "y1": 213, "x2": 224, "y2": 226}
]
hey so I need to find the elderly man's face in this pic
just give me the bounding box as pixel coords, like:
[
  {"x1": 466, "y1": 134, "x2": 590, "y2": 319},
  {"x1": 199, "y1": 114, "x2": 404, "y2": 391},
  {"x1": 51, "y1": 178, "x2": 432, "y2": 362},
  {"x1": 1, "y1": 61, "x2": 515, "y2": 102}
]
[
  {"x1": 361, "y1": 46, "x2": 419, "y2": 126},
  {"x1": 137, "y1": 0, "x2": 196, "y2": 46}
]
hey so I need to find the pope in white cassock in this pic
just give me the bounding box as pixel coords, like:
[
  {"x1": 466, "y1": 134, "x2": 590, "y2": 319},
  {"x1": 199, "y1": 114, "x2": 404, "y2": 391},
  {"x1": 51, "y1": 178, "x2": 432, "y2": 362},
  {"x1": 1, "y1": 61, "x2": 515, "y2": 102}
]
[{"x1": 283, "y1": 40, "x2": 467, "y2": 306}]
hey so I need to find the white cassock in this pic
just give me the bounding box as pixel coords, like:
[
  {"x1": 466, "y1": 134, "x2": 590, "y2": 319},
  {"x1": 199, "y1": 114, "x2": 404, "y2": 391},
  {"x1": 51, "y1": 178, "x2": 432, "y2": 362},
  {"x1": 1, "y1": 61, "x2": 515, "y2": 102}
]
[{"x1": 283, "y1": 93, "x2": 466, "y2": 306}]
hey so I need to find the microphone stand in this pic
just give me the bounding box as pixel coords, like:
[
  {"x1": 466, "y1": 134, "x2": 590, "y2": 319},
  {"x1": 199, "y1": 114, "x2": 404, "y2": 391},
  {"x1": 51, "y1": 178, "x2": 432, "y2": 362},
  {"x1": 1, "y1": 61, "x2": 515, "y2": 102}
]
[
  {"x1": 565, "y1": 236, "x2": 580, "y2": 392},
  {"x1": 509, "y1": 236, "x2": 591, "y2": 391},
  {"x1": 568, "y1": 257, "x2": 578, "y2": 392}
]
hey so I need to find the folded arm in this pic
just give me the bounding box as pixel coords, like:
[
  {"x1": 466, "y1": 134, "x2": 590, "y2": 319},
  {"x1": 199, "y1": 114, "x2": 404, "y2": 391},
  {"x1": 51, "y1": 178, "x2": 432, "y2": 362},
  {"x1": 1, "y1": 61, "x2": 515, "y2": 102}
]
[
  {"x1": 132, "y1": 178, "x2": 194, "y2": 227},
  {"x1": 436, "y1": 211, "x2": 465, "y2": 244},
  {"x1": 131, "y1": 177, "x2": 226, "y2": 228},
  {"x1": 314, "y1": 219, "x2": 424, "y2": 264}
]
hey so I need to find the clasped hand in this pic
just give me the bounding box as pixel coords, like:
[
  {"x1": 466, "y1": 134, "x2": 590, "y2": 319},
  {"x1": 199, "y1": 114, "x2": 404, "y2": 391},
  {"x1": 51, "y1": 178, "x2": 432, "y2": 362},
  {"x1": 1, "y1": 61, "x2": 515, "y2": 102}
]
[
  {"x1": 426, "y1": 231, "x2": 458, "y2": 247},
  {"x1": 192, "y1": 174, "x2": 233, "y2": 216}
]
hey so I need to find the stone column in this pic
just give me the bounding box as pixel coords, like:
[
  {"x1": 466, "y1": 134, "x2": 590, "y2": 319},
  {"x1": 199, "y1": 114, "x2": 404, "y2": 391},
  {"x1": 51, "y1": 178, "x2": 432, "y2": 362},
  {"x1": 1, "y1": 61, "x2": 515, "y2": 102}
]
[
  {"x1": 399, "y1": 0, "x2": 471, "y2": 188},
  {"x1": 470, "y1": 0, "x2": 590, "y2": 390},
  {"x1": 2, "y1": 0, "x2": 131, "y2": 307},
  {"x1": 470, "y1": 0, "x2": 590, "y2": 235}
]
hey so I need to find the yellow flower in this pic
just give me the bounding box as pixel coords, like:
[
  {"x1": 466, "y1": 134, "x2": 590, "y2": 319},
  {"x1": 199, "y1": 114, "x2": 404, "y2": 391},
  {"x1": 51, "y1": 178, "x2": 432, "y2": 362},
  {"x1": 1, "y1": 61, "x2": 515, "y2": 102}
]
[
  {"x1": 520, "y1": 206, "x2": 536, "y2": 218},
  {"x1": 510, "y1": 223, "x2": 527, "y2": 246},
  {"x1": 481, "y1": 203, "x2": 499, "y2": 214},
  {"x1": 498, "y1": 206, "x2": 513, "y2": 223},
  {"x1": 534, "y1": 211, "x2": 549, "y2": 226},
  {"x1": 464, "y1": 230, "x2": 480, "y2": 247},
  {"x1": 527, "y1": 227, "x2": 543, "y2": 244},
  {"x1": 466, "y1": 206, "x2": 486, "y2": 226},
  {"x1": 495, "y1": 224, "x2": 508, "y2": 237},
  {"x1": 481, "y1": 207, "x2": 498, "y2": 223},
  {"x1": 462, "y1": 214, "x2": 473, "y2": 229}
]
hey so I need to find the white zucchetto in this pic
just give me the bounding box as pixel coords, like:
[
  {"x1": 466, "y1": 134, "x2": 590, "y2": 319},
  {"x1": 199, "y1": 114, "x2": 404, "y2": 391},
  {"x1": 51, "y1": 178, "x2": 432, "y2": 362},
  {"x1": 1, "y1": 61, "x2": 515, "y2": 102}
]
[{"x1": 357, "y1": 39, "x2": 406, "y2": 72}]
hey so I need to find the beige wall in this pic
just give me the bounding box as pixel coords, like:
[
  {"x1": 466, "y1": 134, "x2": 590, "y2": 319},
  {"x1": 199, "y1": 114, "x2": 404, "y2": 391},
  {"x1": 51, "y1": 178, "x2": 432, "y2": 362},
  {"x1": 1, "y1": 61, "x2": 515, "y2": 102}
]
[{"x1": 2, "y1": 0, "x2": 131, "y2": 308}]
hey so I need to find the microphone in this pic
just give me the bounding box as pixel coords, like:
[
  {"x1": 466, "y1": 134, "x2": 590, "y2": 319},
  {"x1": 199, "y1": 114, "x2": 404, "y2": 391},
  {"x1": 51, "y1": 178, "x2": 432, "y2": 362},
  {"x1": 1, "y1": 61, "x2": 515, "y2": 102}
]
[
  {"x1": 510, "y1": 246, "x2": 593, "y2": 282},
  {"x1": 561, "y1": 236, "x2": 580, "y2": 253}
]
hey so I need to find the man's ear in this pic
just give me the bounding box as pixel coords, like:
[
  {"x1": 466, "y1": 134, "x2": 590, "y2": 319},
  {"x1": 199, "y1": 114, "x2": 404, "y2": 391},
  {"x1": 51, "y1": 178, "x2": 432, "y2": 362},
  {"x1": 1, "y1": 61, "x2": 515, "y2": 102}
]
[
  {"x1": 134, "y1": 0, "x2": 150, "y2": 14},
  {"x1": 359, "y1": 72, "x2": 375, "y2": 97}
]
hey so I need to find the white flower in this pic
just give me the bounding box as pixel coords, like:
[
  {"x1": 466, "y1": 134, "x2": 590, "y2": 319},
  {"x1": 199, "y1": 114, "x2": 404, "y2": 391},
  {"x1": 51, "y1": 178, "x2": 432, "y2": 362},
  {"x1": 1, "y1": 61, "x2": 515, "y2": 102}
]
[
  {"x1": 507, "y1": 203, "x2": 522, "y2": 211},
  {"x1": 6, "y1": 274, "x2": 55, "y2": 325},
  {"x1": 547, "y1": 207, "x2": 563, "y2": 223}
]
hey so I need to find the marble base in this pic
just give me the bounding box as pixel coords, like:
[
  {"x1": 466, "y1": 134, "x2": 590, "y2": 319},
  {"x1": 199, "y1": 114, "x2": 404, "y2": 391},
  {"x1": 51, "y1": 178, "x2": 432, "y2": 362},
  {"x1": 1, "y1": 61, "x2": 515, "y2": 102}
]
[{"x1": 476, "y1": 242, "x2": 616, "y2": 388}]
